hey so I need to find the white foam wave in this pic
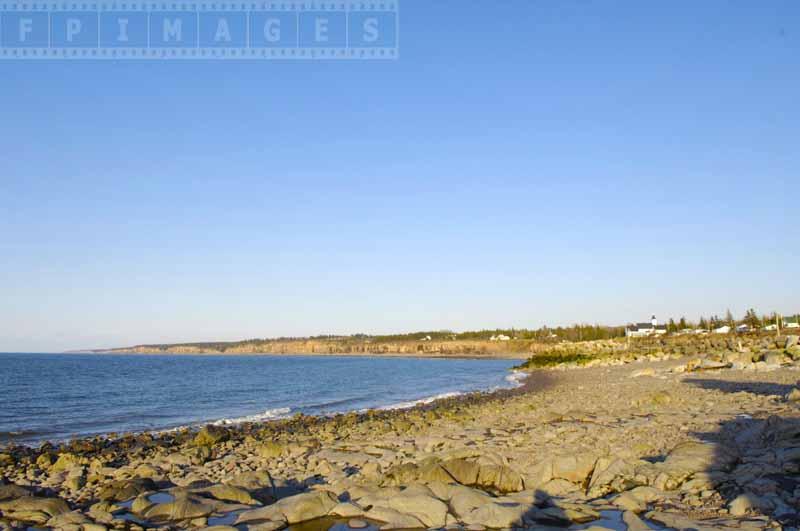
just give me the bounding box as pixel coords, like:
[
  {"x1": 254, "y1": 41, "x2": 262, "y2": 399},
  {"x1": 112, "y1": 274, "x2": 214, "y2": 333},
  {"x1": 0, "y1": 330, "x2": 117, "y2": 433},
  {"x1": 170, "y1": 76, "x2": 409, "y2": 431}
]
[
  {"x1": 376, "y1": 391, "x2": 464, "y2": 411},
  {"x1": 210, "y1": 407, "x2": 292, "y2": 426},
  {"x1": 504, "y1": 371, "x2": 527, "y2": 388}
]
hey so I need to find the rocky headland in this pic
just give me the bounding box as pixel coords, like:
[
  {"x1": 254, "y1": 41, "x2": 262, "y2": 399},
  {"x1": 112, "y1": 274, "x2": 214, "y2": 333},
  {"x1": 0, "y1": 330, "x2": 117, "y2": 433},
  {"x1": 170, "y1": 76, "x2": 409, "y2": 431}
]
[{"x1": 3, "y1": 334, "x2": 800, "y2": 530}]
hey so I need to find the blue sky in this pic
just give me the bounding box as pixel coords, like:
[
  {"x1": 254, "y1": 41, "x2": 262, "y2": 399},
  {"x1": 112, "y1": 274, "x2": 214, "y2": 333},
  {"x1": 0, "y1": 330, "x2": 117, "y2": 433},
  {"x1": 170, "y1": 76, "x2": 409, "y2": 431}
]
[{"x1": 1, "y1": 0, "x2": 798, "y2": 352}]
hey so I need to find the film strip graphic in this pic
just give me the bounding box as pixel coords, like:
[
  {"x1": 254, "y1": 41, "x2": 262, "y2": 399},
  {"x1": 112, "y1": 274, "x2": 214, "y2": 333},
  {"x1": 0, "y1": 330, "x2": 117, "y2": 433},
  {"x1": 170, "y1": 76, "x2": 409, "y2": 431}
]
[{"x1": 0, "y1": 1, "x2": 398, "y2": 59}]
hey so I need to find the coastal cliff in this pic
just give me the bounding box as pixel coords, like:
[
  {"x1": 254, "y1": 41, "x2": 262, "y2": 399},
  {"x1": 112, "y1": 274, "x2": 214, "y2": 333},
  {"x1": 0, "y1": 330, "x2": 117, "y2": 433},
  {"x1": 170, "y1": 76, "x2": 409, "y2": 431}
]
[
  {"x1": 90, "y1": 339, "x2": 544, "y2": 359},
  {"x1": 84, "y1": 332, "x2": 793, "y2": 362},
  {"x1": 89, "y1": 339, "x2": 627, "y2": 359}
]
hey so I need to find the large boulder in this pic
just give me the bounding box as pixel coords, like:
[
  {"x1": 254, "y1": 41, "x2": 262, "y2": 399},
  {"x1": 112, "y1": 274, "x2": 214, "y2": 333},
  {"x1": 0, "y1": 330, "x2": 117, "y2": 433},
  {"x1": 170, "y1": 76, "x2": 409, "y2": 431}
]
[
  {"x1": 0, "y1": 484, "x2": 31, "y2": 501},
  {"x1": 45, "y1": 510, "x2": 92, "y2": 528},
  {"x1": 475, "y1": 464, "x2": 524, "y2": 493},
  {"x1": 392, "y1": 457, "x2": 525, "y2": 493},
  {"x1": 655, "y1": 441, "x2": 737, "y2": 490},
  {"x1": 257, "y1": 441, "x2": 286, "y2": 459},
  {"x1": 194, "y1": 425, "x2": 230, "y2": 447},
  {"x1": 785, "y1": 335, "x2": 799, "y2": 350},
  {"x1": 226, "y1": 471, "x2": 276, "y2": 502},
  {"x1": 51, "y1": 453, "x2": 82, "y2": 473},
  {"x1": 535, "y1": 478, "x2": 581, "y2": 497},
  {"x1": 0, "y1": 496, "x2": 70, "y2": 524},
  {"x1": 535, "y1": 504, "x2": 600, "y2": 525},
  {"x1": 416, "y1": 461, "x2": 455, "y2": 484},
  {"x1": 328, "y1": 501, "x2": 364, "y2": 518},
  {"x1": 383, "y1": 493, "x2": 449, "y2": 528},
  {"x1": 236, "y1": 490, "x2": 338, "y2": 525},
  {"x1": 133, "y1": 463, "x2": 163, "y2": 479},
  {"x1": 199, "y1": 485, "x2": 259, "y2": 505},
  {"x1": 462, "y1": 501, "x2": 531, "y2": 528},
  {"x1": 523, "y1": 459, "x2": 554, "y2": 488},
  {"x1": 364, "y1": 506, "x2": 425, "y2": 529},
  {"x1": 448, "y1": 486, "x2": 493, "y2": 519},
  {"x1": 728, "y1": 493, "x2": 773, "y2": 516},
  {"x1": 612, "y1": 486, "x2": 665, "y2": 513},
  {"x1": 145, "y1": 496, "x2": 216, "y2": 522},
  {"x1": 441, "y1": 458, "x2": 481, "y2": 485},
  {"x1": 98, "y1": 478, "x2": 156, "y2": 502},
  {"x1": 551, "y1": 454, "x2": 598, "y2": 485},
  {"x1": 587, "y1": 458, "x2": 642, "y2": 498}
]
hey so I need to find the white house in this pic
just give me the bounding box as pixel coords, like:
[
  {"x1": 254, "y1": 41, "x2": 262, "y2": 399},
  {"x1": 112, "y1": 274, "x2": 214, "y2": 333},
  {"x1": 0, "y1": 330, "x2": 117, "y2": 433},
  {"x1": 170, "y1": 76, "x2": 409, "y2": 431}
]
[
  {"x1": 785, "y1": 321, "x2": 800, "y2": 330},
  {"x1": 735, "y1": 324, "x2": 750, "y2": 333},
  {"x1": 490, "y1": 334, "x2": 511, "y2": 342},
  {"x1": 764, "y1": 324, "x2": 778, "y2": 332},
  {"x1": 626, "y1": 316, "x2": 668, "y2": 337},
  {"x1": 713, "y1": 325, "x2": 731, "y2": 334}
]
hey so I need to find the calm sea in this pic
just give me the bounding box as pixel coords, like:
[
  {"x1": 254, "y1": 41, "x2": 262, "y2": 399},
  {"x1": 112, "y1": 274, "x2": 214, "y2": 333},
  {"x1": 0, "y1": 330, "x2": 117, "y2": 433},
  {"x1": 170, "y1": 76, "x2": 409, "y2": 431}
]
[{"x1": 0, "y1": 353, "x2": 521, "y2": 446}]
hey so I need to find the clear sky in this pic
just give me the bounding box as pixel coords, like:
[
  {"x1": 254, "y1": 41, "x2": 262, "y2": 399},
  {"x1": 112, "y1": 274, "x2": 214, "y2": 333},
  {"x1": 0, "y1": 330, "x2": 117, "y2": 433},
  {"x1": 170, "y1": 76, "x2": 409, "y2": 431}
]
[{"x1": 1, "y1": 0, "x2": 798, "y2": 352}]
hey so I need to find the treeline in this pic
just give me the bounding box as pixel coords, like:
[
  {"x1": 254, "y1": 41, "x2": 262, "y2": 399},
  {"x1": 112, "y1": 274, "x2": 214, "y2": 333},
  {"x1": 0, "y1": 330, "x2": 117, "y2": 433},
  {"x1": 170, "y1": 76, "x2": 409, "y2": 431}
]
[
  {"x1": 658, "y1": 309, "x2": 799, "y2": 333},
  {"x1": 366, "y1": 324, "x2": 627, "y2": 343},
  {"x1": 123, "y1": 309, "x2": 798, "y2": 352}
]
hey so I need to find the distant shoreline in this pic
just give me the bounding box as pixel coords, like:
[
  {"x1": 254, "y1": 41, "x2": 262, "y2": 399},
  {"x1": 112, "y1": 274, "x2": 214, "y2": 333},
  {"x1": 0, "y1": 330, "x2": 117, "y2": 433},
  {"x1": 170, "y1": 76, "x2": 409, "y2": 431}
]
[
  {"x1": 63, "y1": 350, "x2": 530, "y2": 360},
  {"x1": 70, "y1": 337, "x2": 552, "y2": 359}
]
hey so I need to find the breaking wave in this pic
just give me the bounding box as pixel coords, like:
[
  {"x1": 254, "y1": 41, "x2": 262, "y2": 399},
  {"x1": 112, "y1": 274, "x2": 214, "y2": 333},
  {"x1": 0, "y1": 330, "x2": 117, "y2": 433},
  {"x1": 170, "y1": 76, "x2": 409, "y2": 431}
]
[
  {"x1": 504, "y1": 370, "x2": 527, "y2": 388},
  {"x1": 210, "y1": 407, "x2": 292, "y2": 426},
  {"x1": 375, "y1": 391, "x2": 465, "y2": 411}
]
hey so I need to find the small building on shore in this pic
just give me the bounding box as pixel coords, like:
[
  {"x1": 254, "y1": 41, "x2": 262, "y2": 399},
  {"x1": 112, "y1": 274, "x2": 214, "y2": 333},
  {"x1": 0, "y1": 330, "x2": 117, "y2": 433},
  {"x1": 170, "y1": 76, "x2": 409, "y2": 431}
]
[
  {"x1": 713, "y1": 325, "x2": 732, "y2": 334},
  {"x1": 626, "y1": 316, "x2": 668, "y2": 338}
]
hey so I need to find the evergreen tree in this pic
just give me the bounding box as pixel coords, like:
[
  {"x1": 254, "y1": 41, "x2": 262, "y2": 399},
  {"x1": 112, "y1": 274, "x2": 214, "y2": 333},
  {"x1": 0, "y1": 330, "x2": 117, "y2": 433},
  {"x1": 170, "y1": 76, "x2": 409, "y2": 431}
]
[{"x1": 744, "y1": 308, "x2": 760, "y2": 328}]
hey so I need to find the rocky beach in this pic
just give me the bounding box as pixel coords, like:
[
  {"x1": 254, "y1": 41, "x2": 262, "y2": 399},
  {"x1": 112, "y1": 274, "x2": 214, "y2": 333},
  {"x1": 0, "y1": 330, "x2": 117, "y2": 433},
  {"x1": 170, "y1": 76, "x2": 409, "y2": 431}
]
[{"x1": 2, "y1": 334, "x2": 800, "y2": 531}]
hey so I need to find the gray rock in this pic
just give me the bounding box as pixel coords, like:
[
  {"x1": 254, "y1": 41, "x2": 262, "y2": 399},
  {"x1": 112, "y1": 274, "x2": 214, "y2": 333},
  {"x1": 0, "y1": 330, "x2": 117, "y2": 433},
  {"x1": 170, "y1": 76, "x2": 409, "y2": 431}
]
[
  {"x1": 786, "y1": 335, "x2": 799, "y2": 349},
  {"x1": 764, "y1": 352, "x2": 788, "y2": 366},
  {"x1": 728, "y1": 493, "x2": 773, "y2": 516},
  {"x1": 329, "y1": 502, "x2": 364, "y2": 518},
  {"x1": 144, "y1": 496, "x2": 216, "y2": 522},
  {"x1": 0, "y1": 496, "x2": 71, "y2": 525},
  {"x1": 383, "y1": 493, "x2": 449, "y2": 528},
  {"x1": 463, "y1": 501, "x2": 531, "y2": 529},
  {"x1": 448, "y1": 486, "x2": 493, "y2": 519},
  {"x1": 622, "y1": 510, "x2": 650, "y2": 531},
  {"x1": 364, "y1": 506, "x2": 424, "y2": 529},
  {"x1": 236, "y1": 490, "x2": 337, "y2": 525},
  {"x1": 552, "y1": 454, "x2": 598, "y2": 484}
]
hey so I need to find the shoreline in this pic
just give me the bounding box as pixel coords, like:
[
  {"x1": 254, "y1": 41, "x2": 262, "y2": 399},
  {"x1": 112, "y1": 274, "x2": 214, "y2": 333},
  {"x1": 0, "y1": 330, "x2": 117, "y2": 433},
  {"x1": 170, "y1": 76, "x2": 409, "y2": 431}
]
[
  {"x1": 0, "y1": 360, "x2": 528, "y2": 450},
  {"x1": 1, "y1": 370, "x2": 538, "y2": 452},
  {"x1": 61, "y1": 351, "x2": 531, "y2": 360}
]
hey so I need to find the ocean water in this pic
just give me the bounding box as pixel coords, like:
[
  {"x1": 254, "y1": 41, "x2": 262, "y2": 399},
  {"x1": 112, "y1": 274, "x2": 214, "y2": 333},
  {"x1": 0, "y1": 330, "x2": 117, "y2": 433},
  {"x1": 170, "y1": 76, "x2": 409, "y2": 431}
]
[{"x1": 0, "y1": 353, "x2": 521, "y2": 446}]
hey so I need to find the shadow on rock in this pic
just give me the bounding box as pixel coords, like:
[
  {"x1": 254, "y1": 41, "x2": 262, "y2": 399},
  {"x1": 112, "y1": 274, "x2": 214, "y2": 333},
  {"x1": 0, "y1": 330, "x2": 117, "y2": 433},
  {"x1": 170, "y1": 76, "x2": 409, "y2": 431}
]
[
  {"x1": 686, "y1": 378, "x2": 798, "y2": 398},
  {"x1": 688, "y1": 380, "x2": 800, "y2": 528}
]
